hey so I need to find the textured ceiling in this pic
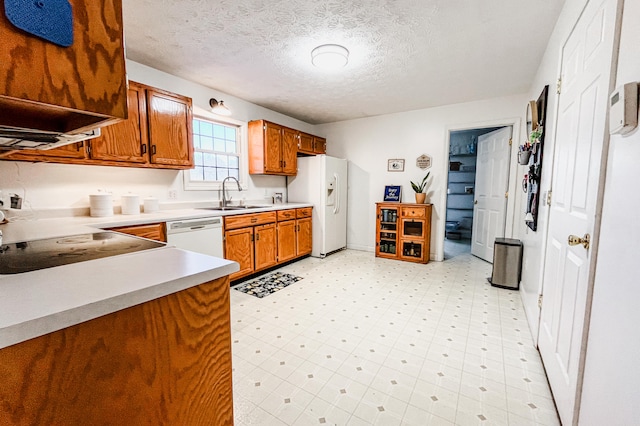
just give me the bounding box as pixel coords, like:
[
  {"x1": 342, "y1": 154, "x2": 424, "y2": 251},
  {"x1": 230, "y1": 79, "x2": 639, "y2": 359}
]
[{"x1": 123, "y1": 0, "x2": 565, "y2": 124}]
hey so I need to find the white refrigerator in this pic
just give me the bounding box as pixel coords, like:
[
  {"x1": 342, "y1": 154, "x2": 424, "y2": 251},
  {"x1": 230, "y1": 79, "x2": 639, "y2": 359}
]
[{"x1": 287, "y1": 155, "x2": 347, "y2": 258}]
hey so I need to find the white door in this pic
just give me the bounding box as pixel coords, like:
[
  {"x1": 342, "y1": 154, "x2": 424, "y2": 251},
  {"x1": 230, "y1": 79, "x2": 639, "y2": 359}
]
[
  {"x1": 537, "y1": 0, "x2": 618, "y2": 424},
  {"x1": 471, "y1": 127, "x2": 512, "y2": 262}
]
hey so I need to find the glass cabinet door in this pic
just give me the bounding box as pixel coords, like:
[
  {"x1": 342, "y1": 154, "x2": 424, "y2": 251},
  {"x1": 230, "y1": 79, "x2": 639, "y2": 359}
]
[
  {"x1": 401, "y1": 219, "x2": 424, "y2": 238},
  {"x1": 378, "y1": 207, "x2": 398, "y2": 256},
  {"x1": 401, "y1": 241, "x2": 423, "y2": 260}
]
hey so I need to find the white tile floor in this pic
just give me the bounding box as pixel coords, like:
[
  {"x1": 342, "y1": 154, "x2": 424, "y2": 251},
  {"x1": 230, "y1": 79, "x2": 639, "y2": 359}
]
[{"x1": 230, "y1": 250, "x2": 559, "y2": 426}]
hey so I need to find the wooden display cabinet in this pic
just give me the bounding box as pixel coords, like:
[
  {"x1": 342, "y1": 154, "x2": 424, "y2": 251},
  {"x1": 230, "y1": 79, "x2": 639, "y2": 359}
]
[{"x1": 375, "y1": 203, "x2": 432, "y2": 264}]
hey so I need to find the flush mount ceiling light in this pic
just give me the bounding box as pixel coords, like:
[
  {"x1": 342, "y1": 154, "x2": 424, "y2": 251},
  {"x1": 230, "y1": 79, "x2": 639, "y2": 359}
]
[
  {"x1": 311, "y1": 44, "x2": 349, "y2": 69},
  {"x1": 209, "y1": 98, "x2": 232, "y2": 116}
]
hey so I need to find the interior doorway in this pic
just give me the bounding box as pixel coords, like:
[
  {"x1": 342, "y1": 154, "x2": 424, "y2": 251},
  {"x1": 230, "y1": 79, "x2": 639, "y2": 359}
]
[{"x1": 444, "y1": 126, "x2": 511, "y2": 260}]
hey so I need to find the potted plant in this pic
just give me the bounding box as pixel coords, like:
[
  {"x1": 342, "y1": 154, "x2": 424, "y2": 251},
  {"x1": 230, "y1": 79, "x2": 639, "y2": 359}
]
[{"x1": 410, "y1": 172, "x2": 430, "y2": 204}]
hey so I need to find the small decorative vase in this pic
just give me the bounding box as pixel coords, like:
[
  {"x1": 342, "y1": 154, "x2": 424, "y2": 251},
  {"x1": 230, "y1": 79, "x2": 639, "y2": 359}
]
[
  {"x1": 518, "y1": 150, "x2": 532, "y2": 165},
  {"x1": 415, "y1": 193, "x2": 426, "y2": 204}
]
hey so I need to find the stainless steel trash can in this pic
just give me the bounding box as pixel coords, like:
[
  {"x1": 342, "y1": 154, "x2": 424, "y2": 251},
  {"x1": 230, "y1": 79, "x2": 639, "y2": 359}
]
[{"x1": 491, "y1": 238, "x2": 523, "y2": 289}]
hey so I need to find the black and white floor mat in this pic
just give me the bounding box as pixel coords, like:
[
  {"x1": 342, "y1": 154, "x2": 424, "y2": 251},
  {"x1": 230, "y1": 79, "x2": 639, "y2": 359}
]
[{"x1": 233, "y1": 272, "x2": 303, "y2": 298}]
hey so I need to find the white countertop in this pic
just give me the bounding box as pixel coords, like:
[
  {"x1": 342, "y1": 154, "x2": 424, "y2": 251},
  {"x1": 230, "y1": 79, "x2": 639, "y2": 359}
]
[{"x1": 0, "y1": 203, "x2": 312, "y2": 349}]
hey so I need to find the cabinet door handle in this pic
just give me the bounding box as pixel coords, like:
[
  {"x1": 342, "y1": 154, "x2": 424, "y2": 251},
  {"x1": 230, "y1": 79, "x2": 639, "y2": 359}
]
[
  {"x1": 256, "y1": 233, "x2": 260, "y2": 241},
  {"x1": 141, "y1": 144, "x2": 147, "y2": 154},
  {"x1": 151, "y1": 145, "x2": 156, "y2": 156},
  {"x1": 251, "y1": 218, "x2": 258, "y2": 223},
  {"x1": 283, "y1": 160, "x2": 286, "y2": 167}
]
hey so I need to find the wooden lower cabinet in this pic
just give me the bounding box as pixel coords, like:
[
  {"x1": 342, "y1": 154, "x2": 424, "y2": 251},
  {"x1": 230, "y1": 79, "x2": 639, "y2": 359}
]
[
  {"x1": 375, "y1": 202, "x2": 432, "y2": 264},
  {"x1": 0, "y1": 276, "x2": 234, "y2": 425},
  {"x1": 297, "y1": 217, "x2": 313, "y2": 255},
  {"x1": 254, "y1": 223, "x2": 277, "y2": 271},
  {"x1": 225, "y1": 227, "x2": 255, "y2": 280},
  {"x1": 225, "y1": 208, "x2": 312, "y2": 281},
  {"x1": 107, "y1": 222, "x2": 166, "y2": 242},
  {"x1": 277, "y1": 220, "x2": 298, "y2": 263}
]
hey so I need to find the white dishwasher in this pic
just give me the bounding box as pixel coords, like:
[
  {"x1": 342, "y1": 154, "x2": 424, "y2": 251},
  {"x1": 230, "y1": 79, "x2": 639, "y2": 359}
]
[{"x1": 165, "y1": 217, "x2": 224, "y2": 258}]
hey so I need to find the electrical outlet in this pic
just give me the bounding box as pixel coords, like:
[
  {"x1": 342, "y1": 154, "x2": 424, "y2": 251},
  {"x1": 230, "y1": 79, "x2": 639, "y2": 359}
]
[{"x1": 168, "y1": 190, "x2": 177, "y2": 200}]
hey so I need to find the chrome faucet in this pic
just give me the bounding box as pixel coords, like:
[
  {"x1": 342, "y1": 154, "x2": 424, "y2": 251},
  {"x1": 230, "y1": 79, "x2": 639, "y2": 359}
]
[{"x1": 222, "y1": 176, "x2": 242, "y2": 207}]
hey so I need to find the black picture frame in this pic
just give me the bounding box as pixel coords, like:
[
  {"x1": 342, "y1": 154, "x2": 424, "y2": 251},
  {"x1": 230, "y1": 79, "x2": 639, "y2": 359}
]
[
  {"x1": 525, "y1": 85, "x2": 549, "y2": 232},
  {"x1": 384, "y1": 185, "x2": 402, "y2": 202}
]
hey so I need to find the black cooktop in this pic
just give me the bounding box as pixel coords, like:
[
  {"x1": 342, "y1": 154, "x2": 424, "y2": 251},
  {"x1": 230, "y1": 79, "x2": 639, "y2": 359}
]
[{"x1": 0, "y1": 231, "x2": 165, "y2": 274}]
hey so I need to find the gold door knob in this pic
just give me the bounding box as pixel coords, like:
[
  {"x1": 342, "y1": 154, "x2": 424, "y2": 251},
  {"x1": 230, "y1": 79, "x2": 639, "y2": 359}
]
[{"x1": 568, "y1": 233, "x2": 590, "y2": 249}]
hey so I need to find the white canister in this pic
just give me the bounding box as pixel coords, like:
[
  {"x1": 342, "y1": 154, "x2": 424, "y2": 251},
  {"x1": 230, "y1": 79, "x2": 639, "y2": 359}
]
[
  {"x1": 89, "y1": 193, "x2": 113, "y2": 217},
  {"x1": 143, "y1": 197, "x2": 159, "y2": 213},
  {"x1": 121, "y1": 194, "x2": 140, "y2": 215}
]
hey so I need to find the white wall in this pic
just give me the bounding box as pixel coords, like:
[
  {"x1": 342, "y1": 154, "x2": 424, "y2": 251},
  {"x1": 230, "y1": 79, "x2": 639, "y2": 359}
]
[
  {"x1": 0, "y1": 60, "x2": 317, "y2": 214},
  {"x1": 316, "y1": 95, "x2": 526, "y2": 260},
  {"x1": 517, "y1": 0, "x2": 589, "y2": 342},
  {"x1": 579, "y1": 0, "x2": 640, "y2": 422}
]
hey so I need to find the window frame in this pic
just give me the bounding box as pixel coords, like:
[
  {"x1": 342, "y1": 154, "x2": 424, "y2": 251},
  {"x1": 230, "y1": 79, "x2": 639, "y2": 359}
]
[{"x1": 183, "y1": 112, "x2": 248, "y2": 191}]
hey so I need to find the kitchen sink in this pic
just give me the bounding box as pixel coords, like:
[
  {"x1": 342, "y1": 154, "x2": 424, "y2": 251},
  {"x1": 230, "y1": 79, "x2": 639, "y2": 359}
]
[{"x1": 198, "y1": 205, "x2": 266, "y2": 211}]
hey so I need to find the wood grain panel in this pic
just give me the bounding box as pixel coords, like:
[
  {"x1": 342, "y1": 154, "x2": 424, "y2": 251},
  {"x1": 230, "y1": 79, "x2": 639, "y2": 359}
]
[
  {"x1": 224, "y1": 212, "x2": 276, "y2": 230},
  {"x1": 296, "y1": 207, "x2": 312, "y2": 218},
  {"x1": 108, "y1": 222, "x2": 166, "y2": 242},
  {"x1": 297, "y1": 218, "x2": 313, "y2": 256},
  {"x1": 277, "y1": 220, "x2": 297, "y2": 263},
  {"x1": 0, "y1": 276, "x2": 233, "y2": 425},
  {"x1": 264, "y1": 122, "x2": 282, "y2": 173},
  {"x1": 254, "y1": 223, "x2": 277, "y2": 271},
  {"x1": 147, "y1": 88, "x2": 193, "y2": 168},
  {"x1": 313, "y1": 136, "x2": 327, "y2": 154},
  {"x1": 89, "y1": 81, "x2": 149, "y2": 163},
  {"x1": 0, "y1": 0, "x2": 127, "y2": 133},
  {"x1": 277, "y1": 209, "x2": 296, "y2": 221},
  {"x1": 225, "y1": 227, "x2": 254, "y2": 280},
  {"x1": 247, "y1": 120, "x2": 266, "y2": 174},
  {"x1": 281, "y1": 127, "x2": 297, "y2": 175},
  {"x1": 298, "y1": 132, "x2": 314, "y2": 154},
  {"x1": 401, "y1": 206, "x2": 426, "y2": 218},
  {"x1": 3, "y1": 142, "x2": 87, "y2": 161}
]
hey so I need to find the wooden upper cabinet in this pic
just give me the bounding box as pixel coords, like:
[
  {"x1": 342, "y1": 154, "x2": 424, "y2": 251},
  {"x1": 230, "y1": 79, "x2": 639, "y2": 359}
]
[
  {"x1": 0, "y1": 0, "x2": 127, "y2": 134},
  {"x1": 282, "y1": 127, "x2": 298, "y2": 174},
  {"x1": 2, "y1": 142, "x2": 87, "y2": 162},
  {"x1": 147, "y1": 88, "x2": 193, "y2": 168},
  {"x1": 296, "y1": 132, "x2": 326, "y2": 156},
  {"x1": 263, "y1": 121, "x2": 283, "y2": 173},
  {"x1": 298, "y1": 133, "x2": 315, "y2": 154},
  {"x1": 89, "y1": 82, "x2": 148, "y2": 164},
  {"x1": 313, "y1": 136, "x2": 327, "y2": 154},
  {"x1": 248, "y1": 120, "x2": 296, "y2": 176}
]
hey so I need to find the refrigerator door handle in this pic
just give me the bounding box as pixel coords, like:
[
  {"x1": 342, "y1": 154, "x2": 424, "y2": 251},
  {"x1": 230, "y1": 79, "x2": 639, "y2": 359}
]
[{"x1": 334, "y1": 172, "x2": 340, "y2": 214}]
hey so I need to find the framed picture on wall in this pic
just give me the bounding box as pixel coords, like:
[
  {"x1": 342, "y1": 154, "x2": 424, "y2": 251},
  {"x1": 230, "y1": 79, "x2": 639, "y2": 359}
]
[
  {"x1": 384, "y1": 185, "x2": 402, "y2": 202},
  {"x1": 387, "y1": 159, "x2": 405, "y2": 172}
]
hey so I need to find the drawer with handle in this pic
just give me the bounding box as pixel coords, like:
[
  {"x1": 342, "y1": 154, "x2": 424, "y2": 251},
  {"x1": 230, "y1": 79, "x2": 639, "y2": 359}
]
[
  {"x1": 277, "y1": 209, "x2": 297, "y2": 221},
  {"x1": 401, "y1": 207, "x2": 426, "y2": 218},
  {"x1": 224, "y1": 212, "x2": 277, "y2": 230},
  {"x1": 296, "y1": 207, "x2": 312, "y2": 218}
]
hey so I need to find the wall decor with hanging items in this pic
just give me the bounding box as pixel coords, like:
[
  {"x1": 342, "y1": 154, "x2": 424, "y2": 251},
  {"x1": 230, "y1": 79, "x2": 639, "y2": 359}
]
[{"x1": 521, "y1": 85, "x2": 549, "y2": 231}]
